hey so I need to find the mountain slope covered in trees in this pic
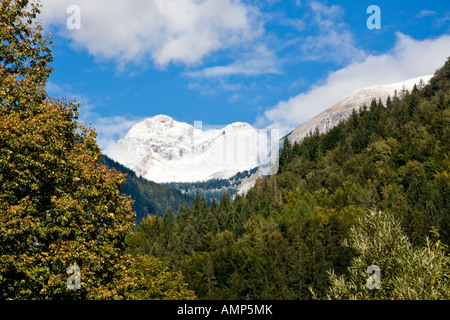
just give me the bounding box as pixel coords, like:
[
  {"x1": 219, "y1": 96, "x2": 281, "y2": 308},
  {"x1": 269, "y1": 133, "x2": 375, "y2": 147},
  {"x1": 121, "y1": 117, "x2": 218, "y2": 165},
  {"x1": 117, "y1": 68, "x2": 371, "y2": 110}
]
[
  {"x1": 99, "y1": 155, "x2": 193, "y2": 224},
  {"x1": 126, "y1": 58, "x2": 450, "y2": 299}
]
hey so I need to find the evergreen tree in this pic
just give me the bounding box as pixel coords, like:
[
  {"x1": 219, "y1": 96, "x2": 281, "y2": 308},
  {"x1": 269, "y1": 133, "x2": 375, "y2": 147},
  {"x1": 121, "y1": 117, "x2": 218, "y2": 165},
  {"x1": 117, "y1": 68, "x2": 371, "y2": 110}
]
[{"x1": 279, "y1": 137, "x2": 293, "y2": 172}]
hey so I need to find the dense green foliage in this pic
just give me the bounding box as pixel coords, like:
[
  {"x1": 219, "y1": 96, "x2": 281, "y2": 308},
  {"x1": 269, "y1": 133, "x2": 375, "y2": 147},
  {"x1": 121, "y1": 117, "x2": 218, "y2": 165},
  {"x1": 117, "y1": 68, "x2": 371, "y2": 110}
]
[
  {"x1": 100, "y1": 155, "x2": 193, "y2": 225},
  {"x1": 128, "y1": 253, "x2": 196, "y2": 300},
  {"x1": 326, "y1": 210, "x2": 449, "y2": 299},
  {"x1": 127, "y1": 58, "x2": 450, "y2": 299},
  {"x1": 0, "y1": 0, "x2": 136, "y2": 299}
]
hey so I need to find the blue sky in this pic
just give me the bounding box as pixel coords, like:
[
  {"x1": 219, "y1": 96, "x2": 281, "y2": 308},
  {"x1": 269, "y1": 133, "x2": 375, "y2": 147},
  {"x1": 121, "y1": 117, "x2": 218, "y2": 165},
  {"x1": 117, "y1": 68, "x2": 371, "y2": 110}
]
[{"x1": 38, "y1": 0, "x2": 450, "y2": 152}]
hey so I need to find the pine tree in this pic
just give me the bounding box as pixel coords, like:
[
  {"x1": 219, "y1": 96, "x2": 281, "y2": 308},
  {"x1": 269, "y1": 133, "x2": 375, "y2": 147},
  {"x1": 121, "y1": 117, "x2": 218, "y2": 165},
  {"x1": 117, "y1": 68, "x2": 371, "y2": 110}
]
[{"x1": 279, "y1": 137, "x2": 293, "y2": 172}]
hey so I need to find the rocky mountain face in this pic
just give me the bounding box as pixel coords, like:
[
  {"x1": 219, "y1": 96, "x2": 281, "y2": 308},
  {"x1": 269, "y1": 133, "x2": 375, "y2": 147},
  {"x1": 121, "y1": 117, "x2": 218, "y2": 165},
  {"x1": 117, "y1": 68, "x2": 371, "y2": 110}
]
[
  {"x1": 108, "y1": 115, "x2": 277, "y2": 183},
  {"x1": 287, "y1": 75, "x2": 432, "y2": 144}
]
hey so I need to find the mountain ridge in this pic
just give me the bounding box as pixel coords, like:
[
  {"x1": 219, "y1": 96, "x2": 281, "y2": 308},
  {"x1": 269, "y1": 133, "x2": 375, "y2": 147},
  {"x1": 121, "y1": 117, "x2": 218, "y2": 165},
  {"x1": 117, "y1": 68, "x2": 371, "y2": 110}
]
[
  {"x1": 287, "y1": 75, "x2": 433, "y2": 143},
  {"x1": 108, "y1": 115, "x2": 273, "y2": 183}
]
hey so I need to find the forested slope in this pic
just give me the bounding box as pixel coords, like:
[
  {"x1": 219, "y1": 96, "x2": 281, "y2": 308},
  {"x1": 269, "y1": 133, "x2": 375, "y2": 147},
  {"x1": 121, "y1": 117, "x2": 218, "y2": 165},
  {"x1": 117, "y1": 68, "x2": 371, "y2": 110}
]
[
  {"x1": 100, "y1": 155, "x2": 193, "y2": 224},
  {"x1": 126, "y1": 58, "x2": 450, "y2": 299}
]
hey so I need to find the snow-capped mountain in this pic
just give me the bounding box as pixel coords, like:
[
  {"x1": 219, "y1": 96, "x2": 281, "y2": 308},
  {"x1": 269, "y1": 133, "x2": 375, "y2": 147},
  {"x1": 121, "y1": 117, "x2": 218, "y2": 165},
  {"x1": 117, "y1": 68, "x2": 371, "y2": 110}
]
[
  {"x1": 287, "y1": 75, "x2": 433, "y2": 143},
  {"x1": 107, "y1": 75, "x2": 432, "y2": 188},
  {"x1": 108, "y1": 115, "x2": 278, "y2": 183}
]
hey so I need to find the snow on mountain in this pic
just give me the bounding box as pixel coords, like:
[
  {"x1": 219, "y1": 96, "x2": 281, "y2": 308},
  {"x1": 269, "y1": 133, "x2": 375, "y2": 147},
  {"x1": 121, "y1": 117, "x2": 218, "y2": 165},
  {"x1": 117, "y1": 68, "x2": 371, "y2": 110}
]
[
  {"x1": 107, "y1": 76, "x2": 432, "y2": 188},
  {"x1": 287, "y1": 75, "x2": 433, "y2": 144},
  {"x1": 108, "y1": 115, "x2": 279, "y2": 183}
]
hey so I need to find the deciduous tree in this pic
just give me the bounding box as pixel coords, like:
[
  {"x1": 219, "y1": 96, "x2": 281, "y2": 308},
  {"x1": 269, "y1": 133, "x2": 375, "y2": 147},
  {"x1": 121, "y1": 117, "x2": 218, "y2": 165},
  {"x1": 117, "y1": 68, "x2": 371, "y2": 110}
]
[{"x1": 0, "y1": 0, "x2": 135, "y2": 299}]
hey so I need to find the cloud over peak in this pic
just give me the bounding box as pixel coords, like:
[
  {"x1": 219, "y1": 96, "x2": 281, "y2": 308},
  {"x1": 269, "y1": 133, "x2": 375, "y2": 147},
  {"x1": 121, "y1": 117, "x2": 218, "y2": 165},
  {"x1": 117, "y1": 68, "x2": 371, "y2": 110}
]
[
  {"x1": 38, "y1": 0, "x2": 260, "y2": 68},
  {"x1": 260, "y1": 32, "x2": 450, "y2": 132}
]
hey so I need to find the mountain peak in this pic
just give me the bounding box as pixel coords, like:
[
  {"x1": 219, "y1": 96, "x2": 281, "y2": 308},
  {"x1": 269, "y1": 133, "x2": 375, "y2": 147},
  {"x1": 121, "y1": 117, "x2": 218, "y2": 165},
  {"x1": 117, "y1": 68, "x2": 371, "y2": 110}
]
[
  {"x1": 148, "y1": 114, "x2": 175, "y2": 123},
  {"x1": 109, "y1": 117, "x2": 270, "y2": 183},
  {"x1": 223, "y1": 122, "x2": 253, "y2": 131},
  {"x1": 141, "y1": 114, "x2": 177, "y2": 128},
  {"x1": 288, "y1": 75, "x2": 433, "y2": 143}
]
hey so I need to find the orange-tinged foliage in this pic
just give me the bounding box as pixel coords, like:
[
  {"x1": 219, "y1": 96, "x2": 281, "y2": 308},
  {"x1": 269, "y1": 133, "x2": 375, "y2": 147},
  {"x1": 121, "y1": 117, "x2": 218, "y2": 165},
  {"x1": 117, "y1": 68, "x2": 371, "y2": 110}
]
[{"x1": 0, "y1": 0, "x2": 136, "y2": 299}]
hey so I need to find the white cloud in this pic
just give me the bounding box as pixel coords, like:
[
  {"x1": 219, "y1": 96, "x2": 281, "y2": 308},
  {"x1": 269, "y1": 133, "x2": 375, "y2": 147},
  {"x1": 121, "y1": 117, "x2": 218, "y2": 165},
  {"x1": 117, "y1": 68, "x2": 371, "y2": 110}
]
[
  {"x1": 45, "y1": 81, "x2": 142, "y2": 153},
  {"x1": 92, "y1": 116, "x2": 143, "y2": 155},
  {"x1": 186, "y1": 45, "x2": 281, "y2": 77},
  {"x1": 79, "y1": 103, "x2": 143, "y2": 155},
  {"x1": 416, "y1": 10, "x2": 437, "y2": 18},
  {"x1": 260, "y1": 33, "x2": 450, "y2": 132},
  {"x1": 37, "y1": 0, "x2": 260, "y2": 68},
  {"x1": 299, "y1": 1, "x2": 365, "y2": 64}
]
